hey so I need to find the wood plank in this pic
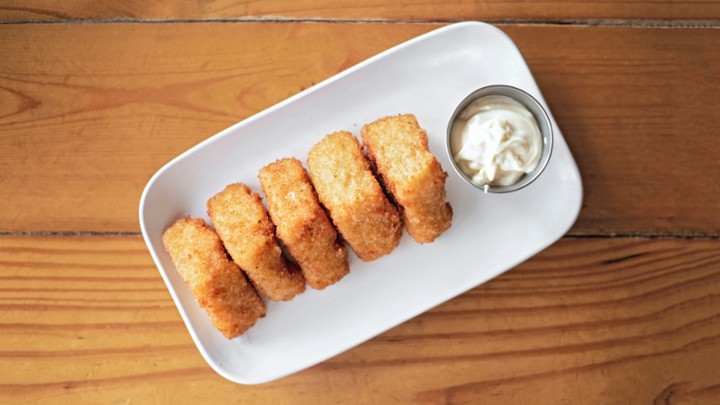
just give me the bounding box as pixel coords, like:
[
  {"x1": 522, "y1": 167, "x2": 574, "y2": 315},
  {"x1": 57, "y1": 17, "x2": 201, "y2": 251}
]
[
  {"x1": 0, "y1": 235, "x2": 719, "y2": 402},
  {"x1": 1, "y1": 0, "x2": 719, "y2": 22},
  {"x1": 0, "y1": 23, "x2": 718, "y2": 235}
]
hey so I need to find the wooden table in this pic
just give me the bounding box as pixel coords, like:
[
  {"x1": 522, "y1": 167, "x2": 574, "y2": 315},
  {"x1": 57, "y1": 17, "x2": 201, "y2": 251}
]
[{"x1": 1, "y1": 2, "x2": 719, "y2": 403}]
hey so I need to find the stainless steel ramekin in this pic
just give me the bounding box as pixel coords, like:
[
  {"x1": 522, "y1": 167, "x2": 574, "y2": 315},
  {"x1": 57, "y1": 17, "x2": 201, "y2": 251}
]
[{"x1": 446, "y1": 85, "x2": 554, "y2": 193}]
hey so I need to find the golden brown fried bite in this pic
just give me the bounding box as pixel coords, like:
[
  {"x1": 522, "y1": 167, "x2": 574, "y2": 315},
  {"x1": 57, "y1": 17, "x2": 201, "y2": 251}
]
[
  {"x1": 259, "y1": 158, "x2": 349, "y2": 289},
  {"x1": 208, "y1": 183, "x2": 305, "y2": 301},
  {"x1": 162, "y1": 217, "x2": 266, "y2": 339},
  {"x1": 361, "y1": 114, "x2": 452, "y2": 243},
  {"x1": 307, "y1": 131, "x2": 402, "y2": 261}
]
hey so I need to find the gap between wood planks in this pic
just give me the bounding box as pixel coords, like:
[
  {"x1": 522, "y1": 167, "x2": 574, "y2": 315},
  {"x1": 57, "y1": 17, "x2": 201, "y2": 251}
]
[
  {"x1": 0, "y1": 231, "x2": 717, "y2": 239},
  {"x1": 0, "y1": 17, "x2": 719, "y2": 28}
]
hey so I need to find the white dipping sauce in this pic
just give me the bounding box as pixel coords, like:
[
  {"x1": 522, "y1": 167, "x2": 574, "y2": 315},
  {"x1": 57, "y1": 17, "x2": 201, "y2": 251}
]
[{"x1": 451, "y1": 95, "x2": 542, "y2": 187}]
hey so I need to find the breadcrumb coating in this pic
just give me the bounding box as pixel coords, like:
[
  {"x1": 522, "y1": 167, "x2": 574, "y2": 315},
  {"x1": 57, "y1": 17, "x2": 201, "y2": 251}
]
[
  {"x1": 307, "y1": 131, "x2": 402, "y2": 261},
  {"x1": 162, "y1": 217, "x2": 266, "y2": 339},
  {"x1": 208, "y1": 183, "x2": 306, "y2": 301},
  {"x1": 259, "y1": 158, "x2": 349, "y2": 289},
  {"x1": 362, "y1": 114, "x2": 452, "y2": 243}
]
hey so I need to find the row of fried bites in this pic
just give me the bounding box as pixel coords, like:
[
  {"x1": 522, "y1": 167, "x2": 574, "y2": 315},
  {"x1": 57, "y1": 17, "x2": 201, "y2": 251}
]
[
  {"x1": 161, "y1": 159, "x2": 347, "y2": 338},
  {"x1": 162, "y1": 114, "x2": 452, "y2": 338}
]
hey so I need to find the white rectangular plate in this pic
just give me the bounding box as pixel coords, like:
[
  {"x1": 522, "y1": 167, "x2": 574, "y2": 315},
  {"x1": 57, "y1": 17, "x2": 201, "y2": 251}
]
[{"x1": 140, "y1": 22, "x2": 583, "y2": 384}]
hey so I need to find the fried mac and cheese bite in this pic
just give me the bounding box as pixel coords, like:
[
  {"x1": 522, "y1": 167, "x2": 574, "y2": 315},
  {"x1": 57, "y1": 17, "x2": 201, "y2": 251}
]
[
  {"x1": 362, "y1": 114, "x2": 452, "y2": 243},
  {"x1": 307, "y1": 131, "x2": 402, "y2": 261},
  {"x1": 259, "y1": 158, "x2": 349, "y2": 289},
  {"x1": 208, "y1": 183, "x2": 306, "y2": 301},
  {"x1": 162, "y1": 217, "x2": 266, "y2": 338}
]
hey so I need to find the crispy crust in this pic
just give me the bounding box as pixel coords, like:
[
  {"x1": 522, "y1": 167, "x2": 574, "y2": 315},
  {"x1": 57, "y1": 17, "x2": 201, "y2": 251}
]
[
  {"x1": 259, "y1": 158, "x2": 349, "y2": 290},
  {"x1": 162, "y1": 217, "x2": 266, "y2": 339},
  {"x1": 207, "y1": 183, "x2": 305, "y2": 301},
  {"x1": 307, "y1": 131, "x2": 402, "y2": 261},
  {"x1": 361, "y1": 114, "x2": 452, "y2": 243}
]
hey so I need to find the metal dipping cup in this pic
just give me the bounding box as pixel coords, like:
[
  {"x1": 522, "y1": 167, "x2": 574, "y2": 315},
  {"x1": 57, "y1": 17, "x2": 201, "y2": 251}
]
[{"x1": 446, "y1": 85, "x2": 554, "y2": 193}]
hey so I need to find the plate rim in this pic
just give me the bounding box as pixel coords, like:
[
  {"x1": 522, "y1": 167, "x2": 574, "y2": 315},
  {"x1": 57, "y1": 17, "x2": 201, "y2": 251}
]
[{"x1": 139, "y1": 21, "x2": 584, "y2": 384}]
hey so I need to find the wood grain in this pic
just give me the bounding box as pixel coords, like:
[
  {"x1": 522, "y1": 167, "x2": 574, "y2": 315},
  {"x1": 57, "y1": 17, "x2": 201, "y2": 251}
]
[
  {"x1": 1, "y1": 0, "x2": 719, "y2": 22},
  {"x1": 1, "y1": 1, "x2": 717, "y2": 402},
  {"x1": 0, "y1": 235, "x2": 718, "y2": 403},
  {"x1": 0, "y1": 23, "x2": 718, "y2": 235}
]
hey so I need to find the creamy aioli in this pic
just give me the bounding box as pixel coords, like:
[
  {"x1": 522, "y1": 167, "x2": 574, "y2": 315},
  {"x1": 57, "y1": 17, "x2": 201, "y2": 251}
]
[{"x1": 451, "y1": 95, "x2": 542, "y2": 187}]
